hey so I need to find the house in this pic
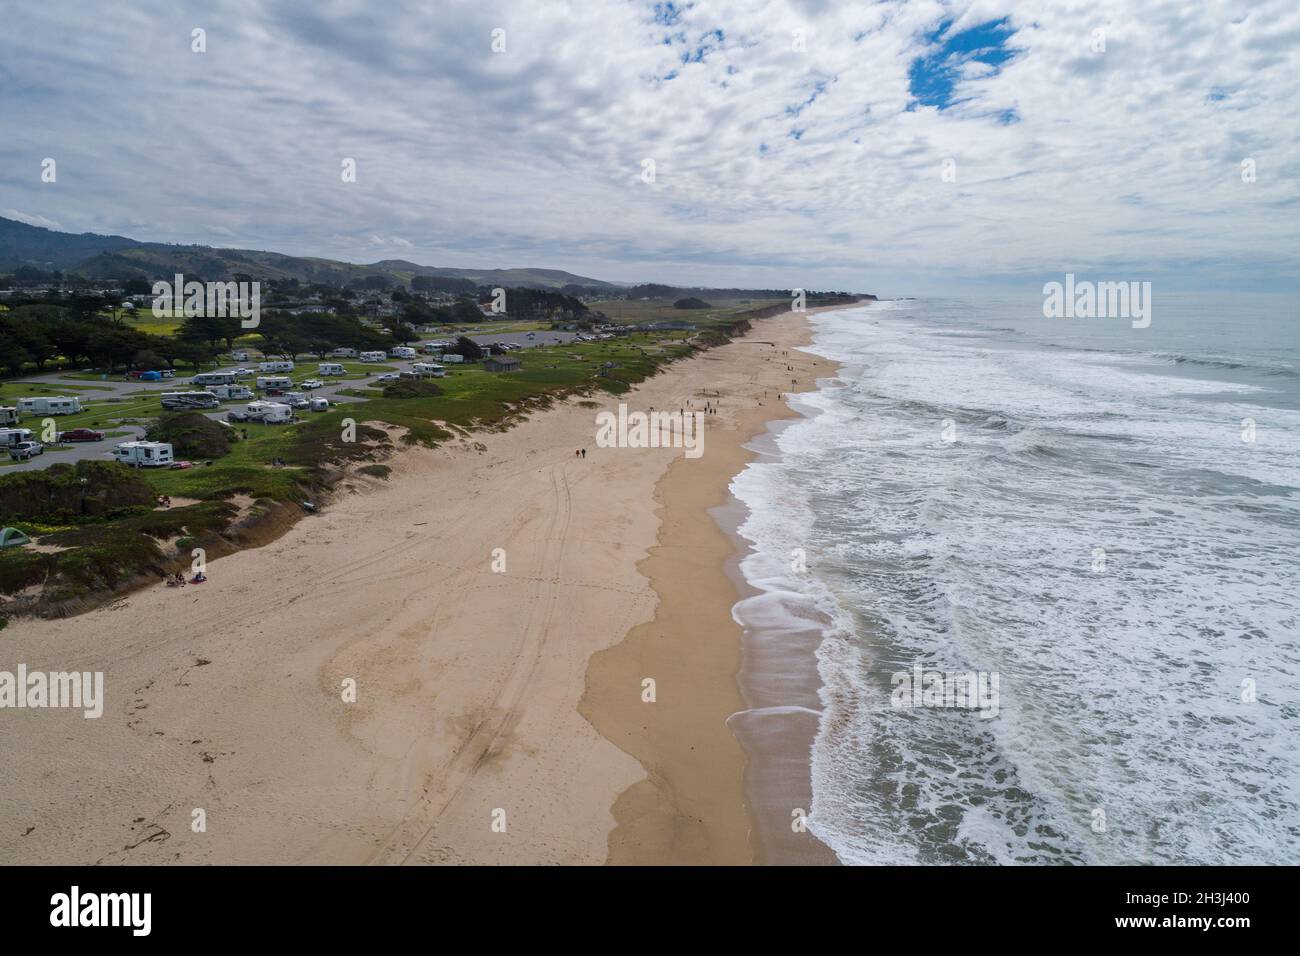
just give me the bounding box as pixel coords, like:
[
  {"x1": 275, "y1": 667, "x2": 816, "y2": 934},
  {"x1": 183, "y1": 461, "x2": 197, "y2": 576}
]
[{"x1": 484, "y1": 355, "x2": 521, "y2": 372}]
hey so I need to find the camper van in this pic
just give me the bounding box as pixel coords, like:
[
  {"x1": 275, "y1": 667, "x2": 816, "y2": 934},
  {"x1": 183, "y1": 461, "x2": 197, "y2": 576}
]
[
  {"x1": 358, "y1": 351, "x2": 387, "y2": 363},
  {"x1": 318, "y1": 363, "x2": 346, "y2": 376},
  {"x1": 17, "y1": 396, "x2": 82, "y2": 415},
  {"x1": 230, "y1": 350, "x2": 251, "y2": 362},
  {"x1": 309, "y1": 397, "x2": 330, "y2": 412},
  {"x1": 191, "y1": 371, "x2": 238, "y2": 387},
  {"x1": 161, "y1": 391, "x2": 221, "y2": 410},
  {"x1": 255, "y1": 375, "x2": 295, "y2": 392},
  {"x1": 0, "y1": 428, "x2": 35, "y2": 448},
  {"x1": 204, "y1": 384, "x2": 255, "y2": 401},
  {"x1": 421, "y1": 340, "x2": 453, "y2": 354},
  {"x1": 245, "y1": 401, "x2": 294, "y2": 424},
  {"x1": 410, "y1": 362, "x2": 446, "y2": 378},
  {"x1": 330, "y1": 347, "x2": 358, "y2": 358},
  {"x1": 258, "y1": 360, "x2": 295, "y2": 373},
  {"x1": 440, "y1": 353, "x2": 465, "y2": 364},
  {"x1": 114, "y1": 441, "x2": 174, "y2": 468},
  {"x1": 0, "y1": 406, "x2": 19, "y2": 427},
  {"x1": 388, "y1": 346, "x2": 417, "y2": 359}
]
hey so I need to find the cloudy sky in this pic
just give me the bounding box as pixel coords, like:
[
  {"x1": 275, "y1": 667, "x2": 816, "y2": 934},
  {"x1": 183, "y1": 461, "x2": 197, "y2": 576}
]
[{"x1": 2, "y1": 0, "x2": 1297, "y2": 293}]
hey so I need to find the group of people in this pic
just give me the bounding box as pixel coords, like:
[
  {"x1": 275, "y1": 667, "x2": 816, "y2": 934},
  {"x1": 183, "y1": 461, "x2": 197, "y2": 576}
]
[
  {"x1": 164, "y1": 570, "x2": 207, "y2": 588},
  {"x1": 156, "y1": 494, "x2": 172, "y2": 509},
  {"x1": 574, "y1": 448, "x2": 587, "y2": 458}
]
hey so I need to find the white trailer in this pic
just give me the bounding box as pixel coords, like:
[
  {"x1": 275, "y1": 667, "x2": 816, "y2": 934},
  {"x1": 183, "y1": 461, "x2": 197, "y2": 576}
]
[
  {"x1": 114, "y1": 441, "x2": 174, "y2": 467},
  {"x1": 246, "y1": 401, "x2": 294, "y2": 423},
  {"x1": 17, "y1": 396, "x2": 82, "y2": 415},
  {"x1": 318, "y1": 363, "x2": 346, "y2": 376},
  {"x1": 191, "y1": 371, "x2": 238, "y2": 387},
  {"x1": 258, "y1": 360, "x2": 295, "y2": 373},
  {"x1": 440, "y1": 353, "x2": 465, "y2": 364},
  {"x1": 161, "y1": 391, "x2": 221, "y2": 410},
  {"x1": 330, "y1": 348, "x2": 358, "y2": 358},
  {"x1": 358, "y1": 351, "x2": 387, "y2": 363},
  {"x1": 0, "y1": 406, "x2": 19, "y2": 427},
  {"x1": 255, "y1": 375, "x2": 294, "y2": 391},
  {"x1": 0, "y1": 428, "x2": 35, "y2": 447},
  {"x1": 205, "y1": 384, "x2": 255, "y2": 401},
  {"x1": 388, "y1": 346, "x2": 417, "y2": 359},
  {"x1": 410, "y1": 362, "x2": 446, "y2": 377}
]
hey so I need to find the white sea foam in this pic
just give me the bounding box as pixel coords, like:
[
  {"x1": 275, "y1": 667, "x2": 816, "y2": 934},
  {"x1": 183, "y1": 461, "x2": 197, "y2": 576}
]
[{"x1": 731, "y1": 297, "x2": 1300, "y2": 865}]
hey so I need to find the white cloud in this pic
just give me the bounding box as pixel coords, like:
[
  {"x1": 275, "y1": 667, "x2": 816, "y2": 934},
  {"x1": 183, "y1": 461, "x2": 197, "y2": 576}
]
[{"x1": 1, "y1": 0, "x2": 1296, "y2": 292}]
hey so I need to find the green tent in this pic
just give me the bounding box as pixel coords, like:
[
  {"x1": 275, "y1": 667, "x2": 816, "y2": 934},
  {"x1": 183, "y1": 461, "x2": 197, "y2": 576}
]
[{"x1": 0, "y1": 527, "x2": 31, "y2": 549}]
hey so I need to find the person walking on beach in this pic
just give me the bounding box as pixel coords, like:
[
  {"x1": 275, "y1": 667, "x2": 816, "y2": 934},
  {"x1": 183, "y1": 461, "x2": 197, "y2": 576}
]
[{"x1": 581, "y1": 448, "x2": 586, "y2": 458}]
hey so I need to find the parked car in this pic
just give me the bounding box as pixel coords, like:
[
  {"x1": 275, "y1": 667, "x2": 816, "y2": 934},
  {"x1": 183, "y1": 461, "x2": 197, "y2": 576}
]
[
  {"x1": 9, "y1": 441, "x2": 43, "y2": 461},
  {"x1": 300, "y1": 379, "x2": 324, "y2": 390},
  {"x1": 232, "y1": 368, "x2": 255, "y2": 378},
  {"x1": 227, "y1": 409, "x2": 250, "y2": 422},
  {"x1": 58, "y1": 428, "x2": 105, "y2": 443},
  {"x1": 374, "y1": 373, "x2": 401, "y2": 383}
]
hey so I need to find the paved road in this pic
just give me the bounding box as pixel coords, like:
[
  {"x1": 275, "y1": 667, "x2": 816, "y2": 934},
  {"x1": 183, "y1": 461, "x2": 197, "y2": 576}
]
[{"x1": 3, "y1": 334, "x2": 583, "y2": 473}]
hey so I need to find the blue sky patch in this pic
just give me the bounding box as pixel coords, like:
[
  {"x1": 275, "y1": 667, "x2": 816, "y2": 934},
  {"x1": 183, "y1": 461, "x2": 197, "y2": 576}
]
[{"x1": 908, "y1": 17, "x2": 1017, "y2": 112}]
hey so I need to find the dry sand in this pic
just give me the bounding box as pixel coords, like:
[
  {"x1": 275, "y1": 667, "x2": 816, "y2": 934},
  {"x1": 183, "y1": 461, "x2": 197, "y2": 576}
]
[{"x1": 0, "y1": 307, "x2": 844, "y2": 865}]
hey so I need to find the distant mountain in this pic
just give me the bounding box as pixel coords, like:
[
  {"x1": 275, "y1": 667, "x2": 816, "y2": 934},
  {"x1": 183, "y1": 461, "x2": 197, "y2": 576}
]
[{"x1": 0, "y1": 216, "x2": 621, "y2": 290}]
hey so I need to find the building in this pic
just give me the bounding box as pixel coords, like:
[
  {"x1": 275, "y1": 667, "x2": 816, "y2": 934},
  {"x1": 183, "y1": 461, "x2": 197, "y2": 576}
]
[{"x1": 483, "y1": 355, "x2": 521, "y2": 372}]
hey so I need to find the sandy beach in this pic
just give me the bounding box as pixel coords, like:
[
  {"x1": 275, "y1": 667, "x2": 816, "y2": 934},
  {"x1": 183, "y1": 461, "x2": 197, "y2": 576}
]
[{"x1": 0, "y1": 307, "x2": 842, "y2": 865}]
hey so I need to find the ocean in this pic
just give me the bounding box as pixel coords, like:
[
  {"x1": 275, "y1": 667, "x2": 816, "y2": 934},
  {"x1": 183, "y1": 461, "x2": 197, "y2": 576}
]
[{"x1": 730, "y1": 294, "x2": 1300, "y2": 865}]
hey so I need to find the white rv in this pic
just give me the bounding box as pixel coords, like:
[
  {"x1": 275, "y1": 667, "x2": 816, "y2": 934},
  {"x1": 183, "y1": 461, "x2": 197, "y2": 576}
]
[
  {"x1": 0, "y1": 428, "x2": 35, "y2": 447},
  {"x1": 17, "y1": 396, "x2": 82, "y2": 415},
  {"x1": 161, "y1": 391, "x2": 221, "y2": 410},
  {"x1": 0, "y1": 406, "x2": 18, "y2": 427},
  {"x1": 230, "y1": 350, "x2": 251, "y2": 362},
  {"x1": 191, "y1": 371, "x2": 238, "y2": 387},
  {"x1": 205, "y1": 384, "x2": 255, "y2": 401},
  {"x1": 255, "y1": 375, "x2": 294, "y2": 391},
  {"x1": 388, "y1": 346, "x2": 417, "y2": 359},
  {"x1": 440, "y1": 353, "x2": 465, "y2": 364},
  {"x1": 330, "y1": 347, "x2": 358, "y2": 358},
  {"x1": 245, "y1": 401, "x2": 294, "y2": 423},
  {"x1": 258, "y1": 360, "x2": 296, "y2": 373},
  {"x1": 358, "y1": 351, "x2": 387, "y2": 363},
  {"x1": 410, "y1": 362, "x2": 446, "y2": 378},
  {"x1": 318, "y1": 363, "x2": 346, "y2": 376},
  {"x1": 114, "y1": 441, "x2": 174, "y2": 467}
]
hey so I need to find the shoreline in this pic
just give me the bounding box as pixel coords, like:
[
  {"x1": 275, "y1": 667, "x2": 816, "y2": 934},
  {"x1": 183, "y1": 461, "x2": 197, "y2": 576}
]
[{"x1": 581, "y1": 305, "x2": 846, "y2": 865}]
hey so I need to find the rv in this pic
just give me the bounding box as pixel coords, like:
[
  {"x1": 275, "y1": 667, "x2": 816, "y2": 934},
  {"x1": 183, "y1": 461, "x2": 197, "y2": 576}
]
[
  {"x1": 161, "y1": 391, "x2": 221, "y2": 410},
  {"x1": 231, "y1": 350, "x2": 251, "y2": 362},
  {"x1": 258, "y1": 360, "x2": 295, "y2": 373},
  {"x1": 204, "y1": 384, "x2": 255, "y2": 401},
  {"x1": 330, "y1": 347, "x2": 358, "y2": 358},
  {"x1": 410, "y1": 362, "x2": 446, "y2": 378},
  {"x1": 245, "y1": 401, "x2": 294, "y2": 424},
  {"x1": 358, "y1": 351, "x2": 387, "y2": 363},
  {"x1": 255, "y1": 375, "x2": 295, "y2": 391},
  {"x1": 191, "y1": 371, "x2": 239, "y2": 387},
  {"x1": 114, "y1": 441, "x2": 175, "y2": 468},
  {"x1": 0, "y1": 406, "x2": 18, "y2": 427},
  {"x1": 0, "y1": 428, "x2": 35, "y2": 448},
  {"x1": 440, "y1": 353, "x2": 465, "y2": 364},
  {"x1": 318, "y1": 363, "x2": 346, "y2": 376},
  {"x1": 420, "y1": 340, "x2": 453, "y2": 354},
  {"x1": 388, "y1": 346, "x2": 417, "y2": 359},
  {"x1": 309, "y1": 397, "x2": 330, "y2": 412},
  {"x1": 17, "y1": 396, "x2": 82, "y2": 415}
]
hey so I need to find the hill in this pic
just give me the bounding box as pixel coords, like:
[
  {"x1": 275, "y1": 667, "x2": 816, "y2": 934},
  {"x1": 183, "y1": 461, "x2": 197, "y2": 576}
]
[{"x1": 0, "y1": 216, "x2": 621, "y2": 290}]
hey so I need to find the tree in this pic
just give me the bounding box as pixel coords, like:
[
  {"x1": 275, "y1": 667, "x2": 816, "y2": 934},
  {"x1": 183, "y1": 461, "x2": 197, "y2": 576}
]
[{"x1": 452, "y1": 335, "x2": 483, "y2": 361}]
